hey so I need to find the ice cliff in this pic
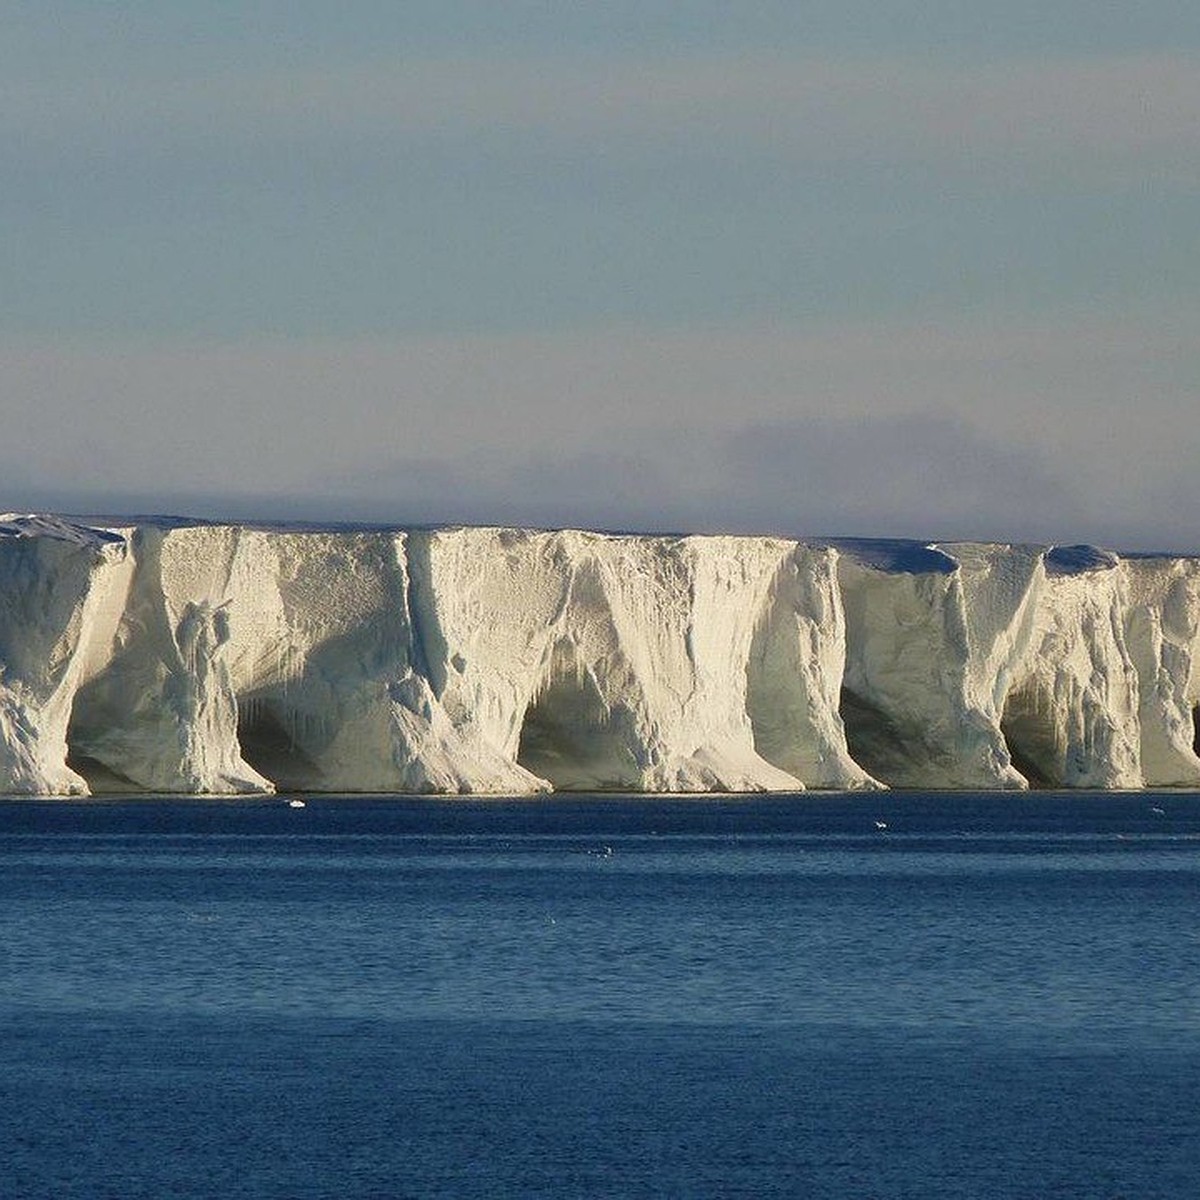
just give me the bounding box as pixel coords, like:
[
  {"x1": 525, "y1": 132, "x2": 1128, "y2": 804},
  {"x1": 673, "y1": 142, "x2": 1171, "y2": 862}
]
[{"x1": 1, "y1": 515, "x2": 1198, "y2": 795}]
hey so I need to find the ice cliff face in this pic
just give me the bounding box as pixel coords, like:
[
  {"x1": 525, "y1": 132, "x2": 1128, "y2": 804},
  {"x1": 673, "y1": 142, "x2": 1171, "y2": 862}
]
[
  {"x1": 1000, "y1": 547, "x2": 1143, "y2": 789},
  {"x1": 0, "y1": 517, "x2": 128, "y2": 794},
  {"x1": 835, "y1": 539, "x2": 1171, "y2": 791},
  {"x1": 69, "y1": 525, "x2": 273, "y2": 793},
  {"x1": 1123, "y1": 556, "x2": 1200, "y2": 787},
  {"x1": 836, "y1": 540, "x2": 1027, "y2": 790},
  {"x1": 405, "y1": 529, "x2": 873, "y2": 793},
  {"x1": 1, "y1": 515, "x2": 1198, "y2": 795}
]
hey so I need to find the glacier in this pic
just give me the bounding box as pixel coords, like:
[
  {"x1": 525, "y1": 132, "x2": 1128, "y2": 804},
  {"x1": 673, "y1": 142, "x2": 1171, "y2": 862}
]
[{"x1": 1, "y1": 514, "x2": 1198, "y2": 795}]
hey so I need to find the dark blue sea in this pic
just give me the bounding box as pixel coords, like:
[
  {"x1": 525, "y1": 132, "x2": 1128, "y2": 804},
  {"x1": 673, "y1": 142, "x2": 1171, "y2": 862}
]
[{"x1": 2, "y1": 793, "x2": 1199, "y2": 1199}]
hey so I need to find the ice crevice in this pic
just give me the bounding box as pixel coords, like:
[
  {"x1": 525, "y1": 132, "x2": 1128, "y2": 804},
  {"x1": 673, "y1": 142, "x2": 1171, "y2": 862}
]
[{"x1": 2, "y1": 516, "x2": 1200, "y2": 795}]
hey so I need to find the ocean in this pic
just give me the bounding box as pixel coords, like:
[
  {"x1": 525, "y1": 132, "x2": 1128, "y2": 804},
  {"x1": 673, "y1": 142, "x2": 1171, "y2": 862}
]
[{"x1": 1, "y1": 792, "x2": 1198, "y2": 1198}]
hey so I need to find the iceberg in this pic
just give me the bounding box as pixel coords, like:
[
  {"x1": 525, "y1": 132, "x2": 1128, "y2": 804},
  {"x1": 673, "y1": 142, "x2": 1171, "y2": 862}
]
[{"x1": 1, "y1": 514, "x2": 1197, "y2": 795}]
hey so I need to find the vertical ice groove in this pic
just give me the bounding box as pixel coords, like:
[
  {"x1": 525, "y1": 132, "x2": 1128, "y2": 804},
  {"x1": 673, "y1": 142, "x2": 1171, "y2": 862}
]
[{"x1": 402, "y1": 529, "x2": 443, "y2": 694}]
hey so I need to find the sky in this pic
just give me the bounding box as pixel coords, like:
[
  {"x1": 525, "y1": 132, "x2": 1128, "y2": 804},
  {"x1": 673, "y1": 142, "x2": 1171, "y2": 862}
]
[{"x1": 2, "y1": 3, "x2": 1198, "y2": 549}]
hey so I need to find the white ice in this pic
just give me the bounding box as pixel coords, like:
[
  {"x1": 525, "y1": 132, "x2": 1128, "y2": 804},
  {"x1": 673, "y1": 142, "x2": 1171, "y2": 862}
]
[{"x1": 1, "y1": 515, "x2": 1197, "y2": 795}]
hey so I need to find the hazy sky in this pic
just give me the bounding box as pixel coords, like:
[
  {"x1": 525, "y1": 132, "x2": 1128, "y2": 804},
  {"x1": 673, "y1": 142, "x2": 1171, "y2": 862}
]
[{"x1": 3, "y1": 3, "x2": 1198, "y2": 548}]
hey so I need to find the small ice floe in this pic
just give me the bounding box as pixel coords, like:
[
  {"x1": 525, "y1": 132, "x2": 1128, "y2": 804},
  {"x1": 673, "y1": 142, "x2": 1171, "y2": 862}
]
[
  {"x1": 874, "y1": 820, "x2": 889, "y2": 831},
  {"x1": 287, "y1": 798, "x2": 306, "y2": 809}
]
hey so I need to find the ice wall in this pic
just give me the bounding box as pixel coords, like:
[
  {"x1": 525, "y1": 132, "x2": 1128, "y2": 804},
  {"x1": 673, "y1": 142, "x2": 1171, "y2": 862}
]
[
  {"x1": 0, "y1": 517, "x2": 129, "y2": 794},
  {"x1": 1001, "y1": 547, "x2": 1142, "y2": 788},
  {"x1": 1, "y1": 516, "x2": 1198, "y2": 795},
  {"x1": 836, "y1": 540, "x2": 1152, "y2": 790},
  {"x1": 69, "y1": 525, "x2": 271, "y2": 793},
  {"x1": 836, "y1": 541, "x2": 1026, "y2": 789},
  {"x1": 745, "y1": 545, "x2": 877, "y2": 789},
  {"x1": 398, "y1": 529, "x2": 868, "y2": 792},
  {"x1": 1122, "y1": 556, "x2": 1200, "y2": 786}
]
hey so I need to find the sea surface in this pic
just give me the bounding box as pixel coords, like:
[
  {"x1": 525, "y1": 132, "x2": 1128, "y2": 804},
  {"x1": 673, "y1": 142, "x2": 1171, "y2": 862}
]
[{"x1": 1, "y1": 792, "x2": 1199, "y2": 1199}]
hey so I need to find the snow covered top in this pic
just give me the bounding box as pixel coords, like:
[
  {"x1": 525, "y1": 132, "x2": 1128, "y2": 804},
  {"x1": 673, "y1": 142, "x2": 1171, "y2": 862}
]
[
  {"x1": 1044, "y1": 544, "x2": 1121, "y2": 575},
  {"x1": 826, "y1": 539, "x2": 959, "y2": 575},
  {"x1": 3, "y1": 516, "x2": 1196, "y2": 573},
  {"x1": 0, "y1": 514, "x2": 125, "y2": 548}
]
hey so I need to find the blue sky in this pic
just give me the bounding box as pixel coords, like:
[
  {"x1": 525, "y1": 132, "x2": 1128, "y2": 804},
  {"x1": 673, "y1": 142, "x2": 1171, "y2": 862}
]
[{"x1": 3, "y1": 3, "x2": 1198, "y2": 547}]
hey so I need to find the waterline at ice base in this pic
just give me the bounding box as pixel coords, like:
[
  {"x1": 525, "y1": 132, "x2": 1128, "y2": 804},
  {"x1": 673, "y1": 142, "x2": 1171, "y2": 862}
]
[{"x1": 2, "y1": 514, "x2": 1199, "y2": 797}]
